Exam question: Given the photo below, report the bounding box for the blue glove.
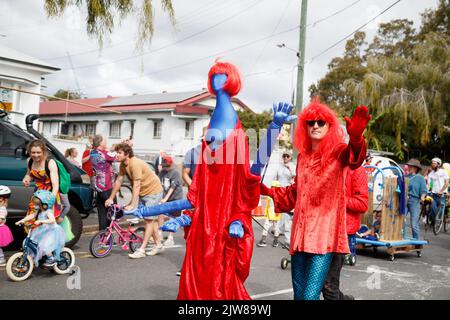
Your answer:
[272,102,296,128]
[160,214,192,233]
[229,220,244,238]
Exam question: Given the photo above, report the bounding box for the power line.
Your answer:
[39,0,245,61]
[75,25,301,91]
[54,0,263,72]
[55,0,359,73]
[308,0,402,63]
[46,0,366,92]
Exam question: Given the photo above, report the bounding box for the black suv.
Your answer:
[0,110,94,247]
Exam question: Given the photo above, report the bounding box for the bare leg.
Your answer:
[152,221,162,246]
[139,219,153,251]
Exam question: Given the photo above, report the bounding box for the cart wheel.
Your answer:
[417,251,422,258]
[280,257,289,270]
[389,255,395,262]
[349,255,357,266]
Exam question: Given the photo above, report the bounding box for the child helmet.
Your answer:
[33,190,56,208]
[0,185,11,198]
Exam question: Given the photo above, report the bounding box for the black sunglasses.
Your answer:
[306,119,326,127]
[282,154,291,158]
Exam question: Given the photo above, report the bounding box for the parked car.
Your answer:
[0,111,94,248]
[364,154,404,211]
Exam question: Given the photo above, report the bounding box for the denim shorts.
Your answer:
[139,192,163,220]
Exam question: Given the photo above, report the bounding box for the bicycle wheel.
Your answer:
[116,185,132,207]
[433,206,444,235]
[89,230,113,258]
[129,227,145,253]
[6,253,34,282]
[444,208,450,233]
[53,248,76,275]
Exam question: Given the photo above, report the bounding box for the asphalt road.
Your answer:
[1,215,449,300]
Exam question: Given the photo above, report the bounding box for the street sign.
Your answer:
[0,88,13,111]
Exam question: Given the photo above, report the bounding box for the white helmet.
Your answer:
[431,157,442,166]
[0,185,11,198]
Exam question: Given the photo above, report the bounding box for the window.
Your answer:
[85,123,96,136]
[109,121,121,138]
[0,122,29,157]
[42,122,52,137]
[153,120,162,139]
[185,120,194,139]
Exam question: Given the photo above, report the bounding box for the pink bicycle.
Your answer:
[89,204,145,258]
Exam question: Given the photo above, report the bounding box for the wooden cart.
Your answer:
[356,166,429,261]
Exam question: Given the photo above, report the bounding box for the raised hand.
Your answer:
[272,102,296,128]
[229,220,244,238]
[160,214,192,233]
[344,105,371,141]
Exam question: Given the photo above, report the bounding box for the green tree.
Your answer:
[309,31,368,116]
[44,0,176,49]
[49,89,82,100]
[309,2,450,161]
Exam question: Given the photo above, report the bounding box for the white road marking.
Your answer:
[251,288,293,299]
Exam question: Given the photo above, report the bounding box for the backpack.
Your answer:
[28,158,71,194]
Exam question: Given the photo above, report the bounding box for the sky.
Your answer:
[0,0,439,113]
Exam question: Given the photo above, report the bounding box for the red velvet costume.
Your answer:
[263,101,368,255]
[180,120,260,299]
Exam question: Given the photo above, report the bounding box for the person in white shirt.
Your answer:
[427,157,449,225]
[275,152,296,247]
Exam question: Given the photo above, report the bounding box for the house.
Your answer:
[0,44,60,129]
[38,90,253,161]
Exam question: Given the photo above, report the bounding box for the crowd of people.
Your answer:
[0,60,448,301]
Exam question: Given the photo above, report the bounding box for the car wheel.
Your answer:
[65,207,83,248]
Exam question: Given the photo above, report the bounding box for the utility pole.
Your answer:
[295,0,308,112]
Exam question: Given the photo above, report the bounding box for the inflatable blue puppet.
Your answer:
[126,60,295,299]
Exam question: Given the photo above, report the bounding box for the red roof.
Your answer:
[39,97,115,115]
[39,91,252,116]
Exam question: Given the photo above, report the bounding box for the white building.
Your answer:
[38,90,253,161]
[0,44,59,129]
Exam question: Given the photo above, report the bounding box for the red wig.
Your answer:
[207,59,242,97]
[294,98,345,159]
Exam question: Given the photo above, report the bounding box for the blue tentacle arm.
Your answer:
[250,102,296,176]
[125,199,193,219]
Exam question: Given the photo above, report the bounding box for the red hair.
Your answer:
[294,98,345,159]
[207,59,241,97]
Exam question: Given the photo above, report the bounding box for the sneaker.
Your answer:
[43,256,56,267]
[0,260,6,267]
[163,237,175,247]
[128,249,146,259]
[272,238,279,247]
[256,239,266,247]
[176,269,182,277]
[147,244,164,256]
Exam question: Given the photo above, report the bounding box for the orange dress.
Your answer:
[27,167,62,224]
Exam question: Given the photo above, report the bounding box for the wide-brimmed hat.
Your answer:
[406,159,422,170]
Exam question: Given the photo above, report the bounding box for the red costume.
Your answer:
[345,166,369,235]
[263,101,368,255]
[180,120,260,300]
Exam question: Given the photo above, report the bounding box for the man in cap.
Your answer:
[406,159,427,239]
[427,157,449,225]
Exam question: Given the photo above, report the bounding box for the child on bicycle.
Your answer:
[0,185,14,266]
[16,190,65,267]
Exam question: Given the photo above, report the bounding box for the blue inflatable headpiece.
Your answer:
[33,190,56,208]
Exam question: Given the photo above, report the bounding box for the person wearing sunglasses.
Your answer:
[261,99,371,300]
